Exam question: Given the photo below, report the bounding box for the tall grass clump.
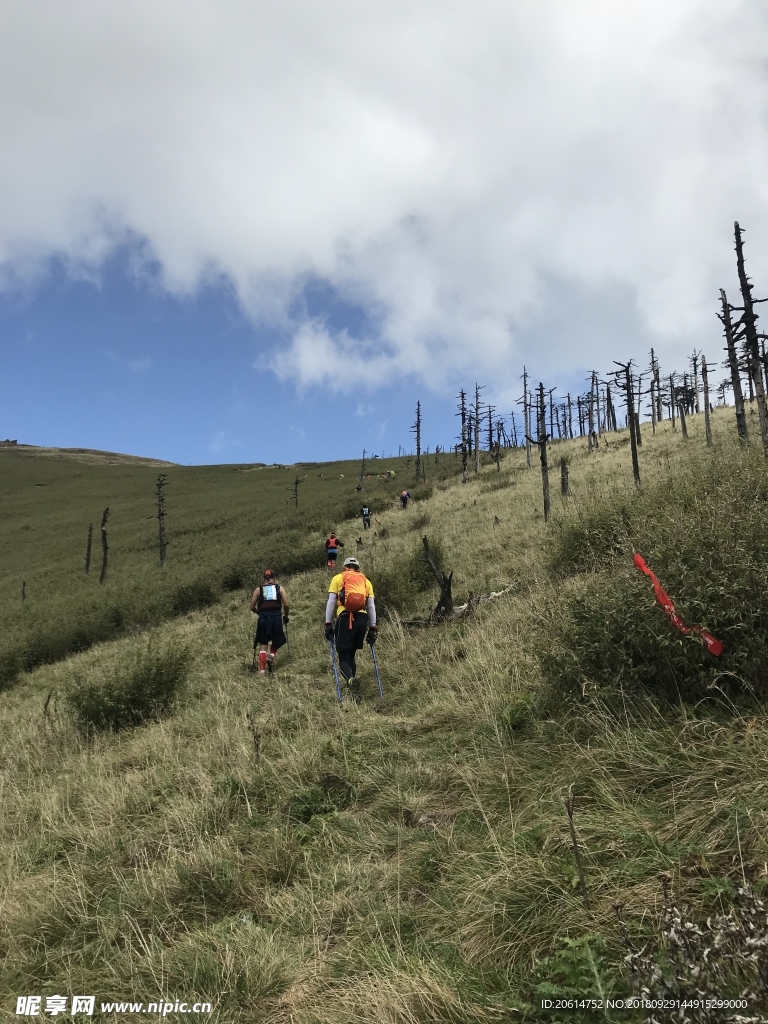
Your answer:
[64,640,190,733]
[541,442,768,707]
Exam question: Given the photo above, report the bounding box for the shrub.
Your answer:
[65,640,190,733]
[172,580,217,615]
[0,647,22,690]
[541,444,768,707]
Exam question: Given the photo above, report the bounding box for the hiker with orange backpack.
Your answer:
[250,569,290,674]
[324,556,376,700]
[325,532,344,569]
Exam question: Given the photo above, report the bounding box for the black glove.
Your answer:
[283,615,290,626]
[324,622,335,641]
[366,627,378,646]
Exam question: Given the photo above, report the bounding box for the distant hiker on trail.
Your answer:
[324,556,376,700]
[400,490,410,510]
[250,569,290,675]
[361,506,371,530]
[325,532,344,569]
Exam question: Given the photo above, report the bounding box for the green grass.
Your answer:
[0,448,457,685]
[1,409,767,1022]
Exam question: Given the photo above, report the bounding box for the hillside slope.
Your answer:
[1,409,767,1023]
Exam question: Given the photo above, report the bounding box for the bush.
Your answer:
[65,641,190,733]
[172,580,217,615]
[372,538,447,616]
[0,647,22,690]
[540,444,768,706]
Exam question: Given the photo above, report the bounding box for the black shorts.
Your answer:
[254,611,286,650]
[334,611,368,652]
[327,550,338,562]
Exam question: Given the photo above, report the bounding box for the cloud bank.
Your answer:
[2,0,768,394]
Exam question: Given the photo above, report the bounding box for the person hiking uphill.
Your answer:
[325,532,344,569]
[250,569,290,674]
[324,556,376,700]
[400,490,410,510]
[361,506,371,530]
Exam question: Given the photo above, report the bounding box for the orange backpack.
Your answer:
[339,570,368,616]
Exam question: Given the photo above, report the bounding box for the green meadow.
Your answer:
[1,408,767,1023]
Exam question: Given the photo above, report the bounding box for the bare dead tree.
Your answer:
[560,457,569,497]
[474,383,484,473]
[567,393,574,438]
[527,383,551,521]
[649,350,658,434]
[156,474,168,567]
[486,403,495,452]
[457,389,468,484]
[85,523,93,575]
[510,409,519,448]
[587,377,596,452]
[605,385,617,431]
[521,367,531,468]
[690,351,701,414]
[719,288,749,442]
[22,581,26,603]
[668,374,677,431]
[289,476,301,508]
[422,535,454,616]
[411,402,424,480]
[701,353,713,447]
[99,507,110,584]
[676,385,689,440]
[360,448,367,481]
[734,221,768,451]
[614,362,641,487]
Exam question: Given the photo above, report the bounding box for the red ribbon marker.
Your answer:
[633,553,724,657]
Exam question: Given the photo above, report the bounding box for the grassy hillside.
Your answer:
[0,446,447,684]
[1,408,767,1022]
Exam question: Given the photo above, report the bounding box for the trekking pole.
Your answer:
[370,645,384,699]
[328,640,343,703]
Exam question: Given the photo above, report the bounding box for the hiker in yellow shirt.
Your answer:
[324,556,377,699]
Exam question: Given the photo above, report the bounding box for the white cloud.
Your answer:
[2,0,768,395]
[129,357,152,373]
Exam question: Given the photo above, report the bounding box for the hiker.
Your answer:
[361,506,371,530]
[400,490,410,510]
[325,532,344,569]
[250,569,290,674]
[324,556,376,699]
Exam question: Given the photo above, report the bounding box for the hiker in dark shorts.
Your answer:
[250,569,290,674]
[325,532,344,568]
[361,506,371,530]
[400,490,410,509]
[324,556,377,700]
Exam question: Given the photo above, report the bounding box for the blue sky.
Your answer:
[0,249,474,464]
[1,1,766,464]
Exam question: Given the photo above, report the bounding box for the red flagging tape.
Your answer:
[633,553,724,657]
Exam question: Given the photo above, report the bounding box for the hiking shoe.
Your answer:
[258,669,266,676]
[267,655,275,674]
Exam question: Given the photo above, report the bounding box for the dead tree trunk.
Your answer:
[719,288,749,442]
[156,474,167,567]
[669,375,677,431]
[634,373,643,446]
[22,581,26,603]
[99,507,110,584]
[522,367,531,469]
[360,448,367,481]
[412,403,422,480]
[85,523,93,575]
[457,389,468,483]
[567,393,573,438]
[701,354,713,447]
[734,221,768,452]
[617,363,640,487]
[691,351,701,414]
[474,383,483,473]
[422,536,453,616]
[536,383,550,521]
[677,392,688,439]
[560,457,569,497]
[587,383,595,452]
